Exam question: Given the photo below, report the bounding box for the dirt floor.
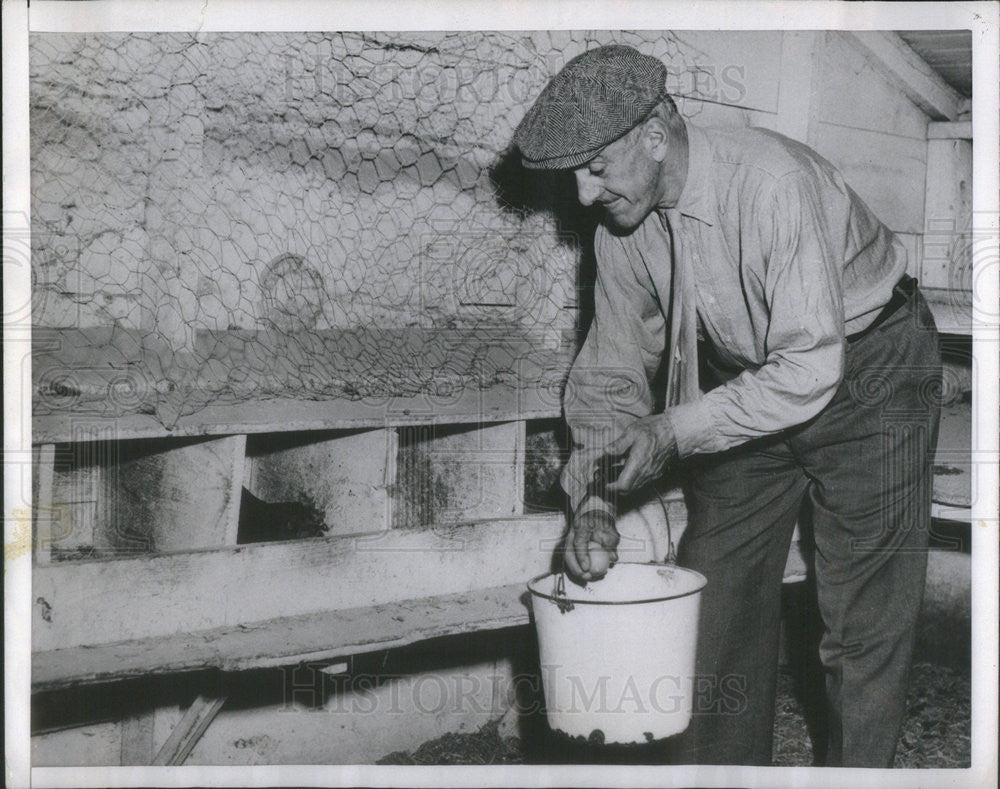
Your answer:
[378,661,971,767]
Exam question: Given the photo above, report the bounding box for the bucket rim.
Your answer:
[526,562,707,606]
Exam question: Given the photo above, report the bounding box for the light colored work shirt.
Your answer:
[562,122,907,510]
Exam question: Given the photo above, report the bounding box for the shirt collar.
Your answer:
[672,121,716,227]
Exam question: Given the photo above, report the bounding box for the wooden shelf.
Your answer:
[31,326,572,443]
[32,584,532,692]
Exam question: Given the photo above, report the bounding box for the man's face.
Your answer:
[572,123,665,233]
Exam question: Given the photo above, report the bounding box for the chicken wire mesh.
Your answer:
[30,31,717,429]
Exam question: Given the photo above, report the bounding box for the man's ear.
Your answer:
[643,116,670,163]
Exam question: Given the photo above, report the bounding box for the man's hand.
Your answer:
[604,413,678,495]
[564,508,620,582]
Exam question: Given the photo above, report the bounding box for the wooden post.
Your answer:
[120,708,156,766]
[513,419,526,517]
[921,134,973,335]
[223,435,248,546]
[34,443,55,565]
[774,31,820,145]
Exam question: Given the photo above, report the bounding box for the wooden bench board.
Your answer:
[33,583,532,692]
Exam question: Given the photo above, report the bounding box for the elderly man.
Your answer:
[513,45,941,767]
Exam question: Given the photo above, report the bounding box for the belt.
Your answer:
[846,275,917,343]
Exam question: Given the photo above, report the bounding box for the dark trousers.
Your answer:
[672,287,941,766]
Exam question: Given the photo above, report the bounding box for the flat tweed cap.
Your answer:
[514,45,668,170]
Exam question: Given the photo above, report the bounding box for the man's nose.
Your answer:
[574,170,602,207]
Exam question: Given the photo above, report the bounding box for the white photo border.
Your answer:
[4,2,997,787]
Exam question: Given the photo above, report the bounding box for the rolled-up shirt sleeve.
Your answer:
[668,172,846,457]
[561,228,668,511]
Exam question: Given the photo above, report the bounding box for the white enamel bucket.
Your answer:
[527,562,707,744]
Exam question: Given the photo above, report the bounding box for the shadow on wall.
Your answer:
[489,146,600,343]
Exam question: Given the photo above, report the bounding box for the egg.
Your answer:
[587,541,612,577]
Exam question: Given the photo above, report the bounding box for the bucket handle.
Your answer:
[552,572,575,614]
[656,491,677,565]
[592,457,677,566]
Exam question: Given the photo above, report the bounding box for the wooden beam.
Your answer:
[32,383,565,444]
[32,331,573,444]
[843,32,964,120]
[927,121,973,140]
[32,514,565,652]
[33,583,532,691]
[151,693,226,766]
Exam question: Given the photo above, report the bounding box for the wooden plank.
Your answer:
[31,327,574,444]
[99,435,246,554]
[120,709,155,766]
[151,694,226,766]
[32,583,533,691]
[928,121,973,140]
[223,435,248,546]
[843,31,964,121]
[925,139,973,229]
[32,379,566,444]
[33,443,55,564]
[32,513,565,652]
